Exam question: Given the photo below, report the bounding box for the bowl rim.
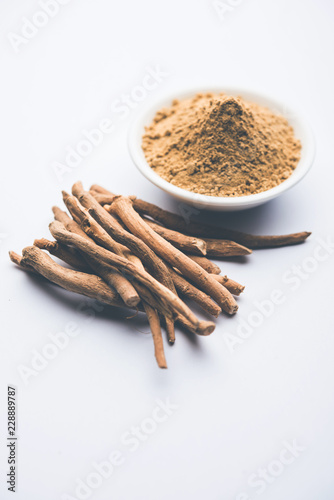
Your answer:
[128,86,315,208]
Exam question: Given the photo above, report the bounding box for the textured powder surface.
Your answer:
[142,93,302,197]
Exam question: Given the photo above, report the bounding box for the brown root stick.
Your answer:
[188,255,221,274]
[167,265,221,317]
[144,219,207,256]
[34,238,91,273]
[211,274,245,296]
[21,246,126,307]
[204,239,251,257]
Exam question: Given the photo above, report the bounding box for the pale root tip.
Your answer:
[9,251,23,267]
[9,251,17,261]
[196,241,207,255]
[232,286,245,296]
[124,295,141,308]
[234,242,252,255]
[229,304,239,315]
[196,321,215,336]
[71,182,84,198]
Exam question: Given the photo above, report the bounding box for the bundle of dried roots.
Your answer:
[9,182,311,368]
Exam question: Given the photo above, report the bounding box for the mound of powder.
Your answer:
[142,93,301,197]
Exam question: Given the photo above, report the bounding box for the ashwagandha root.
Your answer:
[94,192,250,257]
[9,251,38,274]
[34,235,168,361]
[89,189,310,249]
[211,274,245,296]
[72,185,176,291]
[9,246,214,360]
[49,220,215,336]
[131,199,311,249]
[11,181,310,370]
[89,186,311,249]
[53,204,140,308]
[96,209,176,344]
[143,218,207,256]
[34,238,91,273]
[90,184,112,195]
[145,218,251,257]
[34,234,168,364]
[142,300,167,368]
[127,273,168,366]
[20,246,127,308]
[123,247,168,363]
[188,255,221,274]
[203,239,251,257]
[73,185,177,344]
[167,264,222,317]
[107,196,238,315]
[63,191,131,258]
[90,194,221,279]
[10,249,212,339]
[72,183,177,345]
[124,251,175,347]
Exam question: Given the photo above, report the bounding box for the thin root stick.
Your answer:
[144,218,207,256]
[167,265,222,317]
[90,191,310,248]
[131,199,311,249]
[34,238,91,272]
[203,239,252,257]
[188,255,221,274]
[20,246,126,307]
[211,274,245,295]
[165,317,175,345]
[127,250,174,348]
[145,304,167,369]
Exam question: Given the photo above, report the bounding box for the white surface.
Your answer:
[128,86,315,211]
[1,1,334,499]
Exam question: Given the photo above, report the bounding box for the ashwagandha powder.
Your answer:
[142,93,302,197]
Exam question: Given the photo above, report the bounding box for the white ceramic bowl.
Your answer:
[128,87,315,211]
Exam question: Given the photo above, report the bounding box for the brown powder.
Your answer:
[142,92,302,197]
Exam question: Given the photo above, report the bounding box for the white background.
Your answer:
[1,0,334,499]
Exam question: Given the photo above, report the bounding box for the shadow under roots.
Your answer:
[176,322,200,347]
[216,255,250,265]
[16,268,212,348]
[20,270,149,339]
